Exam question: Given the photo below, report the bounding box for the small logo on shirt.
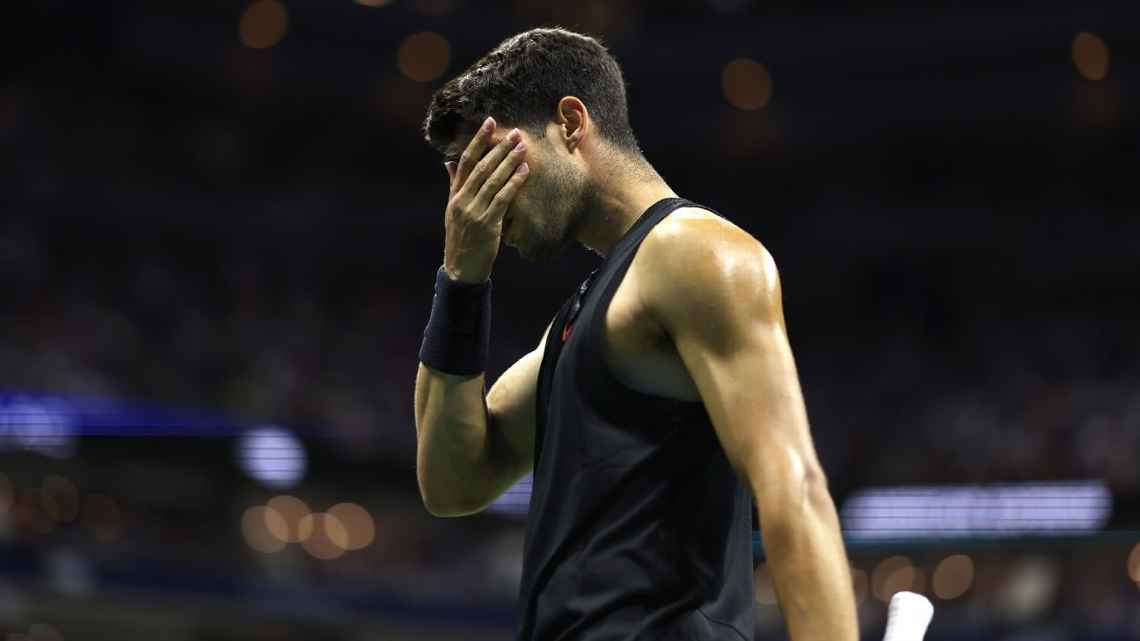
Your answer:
[561,322,575,342]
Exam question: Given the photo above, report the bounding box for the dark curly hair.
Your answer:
[422,27,643,160]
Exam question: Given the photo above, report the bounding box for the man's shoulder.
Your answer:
[639,205,776,287]
[635,205,781,334]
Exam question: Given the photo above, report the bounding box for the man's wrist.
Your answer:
[443,263,489,285]
[419,265,492,375]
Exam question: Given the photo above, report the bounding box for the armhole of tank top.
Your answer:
[578,202,707,409]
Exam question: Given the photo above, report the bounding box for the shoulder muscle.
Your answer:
[638,208,783,352]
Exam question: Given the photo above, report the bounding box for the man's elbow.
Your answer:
[800,465,836,513]
[423,500,478,518]
[755,465,838,546]
[418,474,489,517]
[420,491,487,518]
[419,474,490,513]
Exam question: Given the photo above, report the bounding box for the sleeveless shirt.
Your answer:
[516,197,756,641]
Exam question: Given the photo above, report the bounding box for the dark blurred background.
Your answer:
[1,1,1137,640]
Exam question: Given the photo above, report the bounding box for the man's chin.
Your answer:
[514,241,547,262]
[513,234,565,262]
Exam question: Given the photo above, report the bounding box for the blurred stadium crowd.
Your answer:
[1,1,1137,639]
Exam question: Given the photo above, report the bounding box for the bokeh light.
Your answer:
[872,555,915,602]
[1127,542,1140,583]
[263,505,288,543]
[296,508,315,542]
[882,564,919,600]
[328,501,376,547]
[1072,32,1110,81]
[300,512,348,559]
[933,554,975,600]
[722,58,773,110]
[397,32,451,83]
[236,426,308,490]
[355,0,392,5]
[41,475,80,523]
[0,400,77,459]
[241,505,287,553]
[266,495,311,542]
[84,494,123,544]
[911,567,926,594]
[327,502,375,550]
[239,0,289,50]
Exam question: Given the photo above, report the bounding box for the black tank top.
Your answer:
[517,197,756,641]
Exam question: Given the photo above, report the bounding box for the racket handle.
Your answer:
[883,591,934,641]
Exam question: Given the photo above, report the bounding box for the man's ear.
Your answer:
[556,96,588,152]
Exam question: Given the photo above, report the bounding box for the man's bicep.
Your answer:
[642,227,820,491]
[484,319,553,481]
[676,318,816,484]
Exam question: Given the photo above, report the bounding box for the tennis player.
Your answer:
[413,27,857,641]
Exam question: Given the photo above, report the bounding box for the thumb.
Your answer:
[444,161,457,183]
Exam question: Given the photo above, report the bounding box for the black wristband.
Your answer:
[418,265,492,376]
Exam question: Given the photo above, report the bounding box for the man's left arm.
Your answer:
[640,215,857,641]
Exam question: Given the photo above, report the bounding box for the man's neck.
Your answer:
[575,169,679,258]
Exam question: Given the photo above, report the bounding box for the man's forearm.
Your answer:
[756,476,858,641]
[414,363,494,516]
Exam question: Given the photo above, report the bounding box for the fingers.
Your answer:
[444,161,456,184]
[483,162,530,225]
[458,126,522,204]
[472,135,527,211]
[454,116,496,190]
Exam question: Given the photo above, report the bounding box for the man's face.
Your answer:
[449,122,591,262]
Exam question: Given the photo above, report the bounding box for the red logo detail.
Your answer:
[561,322,575,342]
